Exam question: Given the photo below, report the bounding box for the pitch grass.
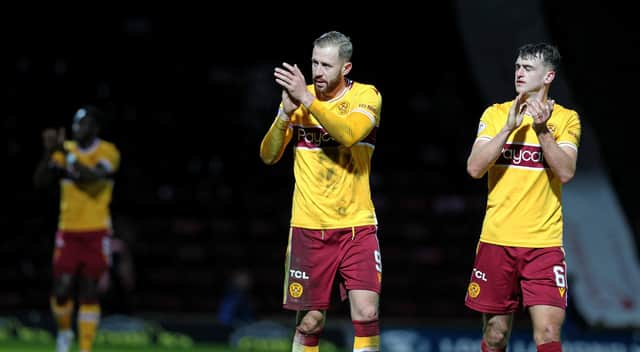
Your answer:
[0,342,234,352]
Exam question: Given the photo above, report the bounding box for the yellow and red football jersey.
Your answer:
[286,81,382,229]
[50,139,120,232]
[475,101,581,247]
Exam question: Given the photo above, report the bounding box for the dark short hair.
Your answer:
[517,43,562,71]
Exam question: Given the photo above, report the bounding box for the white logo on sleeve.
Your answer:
[477,121,486,134]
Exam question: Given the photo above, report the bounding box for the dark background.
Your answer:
[3,3,638,328]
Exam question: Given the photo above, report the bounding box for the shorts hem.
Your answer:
[523,300,566,310]
[345,286,381,294]
[283,304,330,311]
[479,239,562,249]
[465,300,517,315]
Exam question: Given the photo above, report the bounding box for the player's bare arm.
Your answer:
[466,137,505,179]
[467,92,527,178]
[507,91,528,130]
[535,127,577,184]
[43,127,66,152]
[69,160,112,183]
[527,89,577,183]
[524,87,555,127]
[281,90,299,116]
[33,127,66,188]
[274,62,315,107]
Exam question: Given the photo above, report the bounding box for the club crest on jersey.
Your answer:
[336,101,350,115]
[289,282,303,298]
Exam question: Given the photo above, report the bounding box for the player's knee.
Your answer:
[297,311,325,335]
[297,323,323,336]
[79,286,99,301]
[353,305,378,322]
[53,287,69,301]
[53,280,72,300]
[53,295,69,305]
[484,323,509,348]
[78,277,100,298]
[533,324,561,344]
[484,331,508,349]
